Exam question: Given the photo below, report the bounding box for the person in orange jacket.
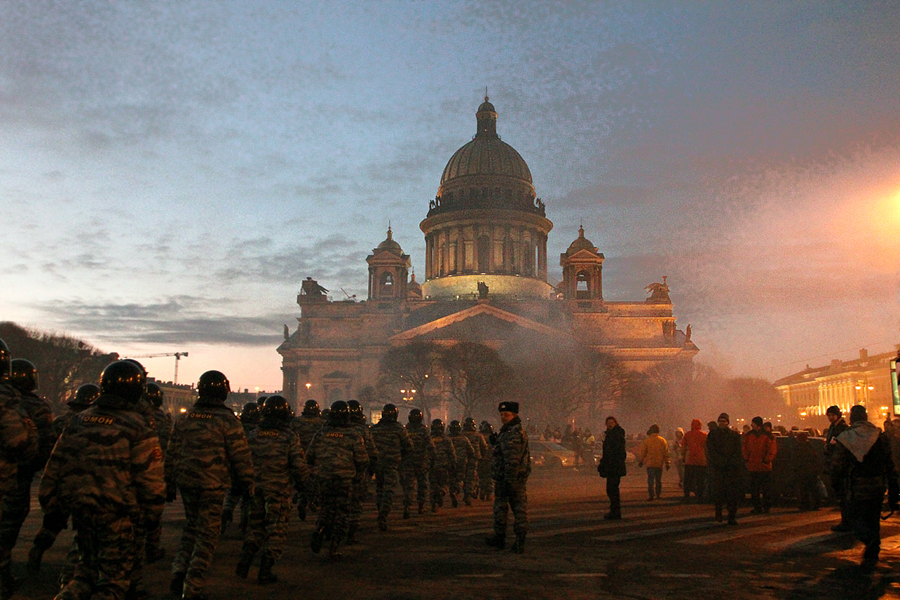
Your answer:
[742,416,777,513]
[681,419,708,503]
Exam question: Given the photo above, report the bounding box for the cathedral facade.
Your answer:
[278,99,698,415]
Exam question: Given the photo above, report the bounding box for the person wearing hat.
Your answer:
[824,405,850,531]
[742,416,777,514]
[485,401,531,553]
[832,405,894,572]
[706,413,743,525]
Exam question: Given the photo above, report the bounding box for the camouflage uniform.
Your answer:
[0,389,54,564]
[469,429,492,501]
[0,383,37,597]
[400,421,435,514]
[167,399,254,599]
[290,413,324,518]
[347,419,377,540]
[145,405,172,561]
[369,418,412,525]
[38,393,165,600]
[223,414,259,527]
[241,423,310,567]
[491,415,531,547]
[448,432,475,507]
[306,423,368,555]
[429,431,457,511]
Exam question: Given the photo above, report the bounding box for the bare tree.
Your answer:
[0,322,117,413]
[377,340,443,421]
[441,341,511,419]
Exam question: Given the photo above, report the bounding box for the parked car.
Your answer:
[530,441,578,469]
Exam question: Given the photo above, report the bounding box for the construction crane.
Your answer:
[125,352,189,384]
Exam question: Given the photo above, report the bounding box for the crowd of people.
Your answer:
[595,408,898,573]
[0,337,532,600]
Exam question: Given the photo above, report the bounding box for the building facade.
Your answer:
[278,98,698,417]
[774,348,897,421]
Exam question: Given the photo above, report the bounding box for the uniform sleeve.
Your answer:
[353,432,369,473]
[288,434,311,486]
[132,428,166,519]
[38,439,65,514]
[165,417,183,491]
[466,438,475,459]
[400,428,413,458]
[224,418,255,495]
[765,436,777,464]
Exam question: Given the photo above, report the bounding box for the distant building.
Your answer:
[774,348,896,421]
[278,98,698,417]
[148,378,196,415]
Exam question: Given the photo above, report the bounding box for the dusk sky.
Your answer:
[2,1,899,393]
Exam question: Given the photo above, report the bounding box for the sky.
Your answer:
[2,1,899,392]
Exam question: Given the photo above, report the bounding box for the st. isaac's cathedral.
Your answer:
[278,98,698,415]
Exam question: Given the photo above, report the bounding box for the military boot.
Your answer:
[328,538,343,561]
[464,494,472,506]
[235,544,258,579]
[450,491,458,508]
[402,505,411,519]
[512,532,526,554]
[257,555,277,584]
[377,514,388,531]
[484,534,505,550]
[417,502,425,514]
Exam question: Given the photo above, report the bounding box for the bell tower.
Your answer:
[366,227,411,301]
[559,225,604,300]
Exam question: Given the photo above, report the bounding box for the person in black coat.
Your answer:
[598,416,627,520]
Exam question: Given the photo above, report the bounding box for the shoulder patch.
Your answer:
[188,412,213,420]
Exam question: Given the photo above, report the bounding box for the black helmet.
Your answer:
[329,401,349,426]
[463,417,477,431]
[9,359,38,394]
[408,408,423,425]
[449,420,462,435]
[302,399,320,416]
[347,399,364,423]
[479,421,493,435]
[382,403,398,422]
[70,383,100,408]
[146,382,165,408]
[261,395,293,424]
[100,360,146,404]
[123,358,148,377]
[257,395,268,406]
[241,402,260,423]
[0,339,11,381]
[430,418,445,434]
[197,370,230,402]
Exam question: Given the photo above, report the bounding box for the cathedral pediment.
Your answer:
[389,302,572,347]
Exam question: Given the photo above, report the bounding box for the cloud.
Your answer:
[37,296,285,347]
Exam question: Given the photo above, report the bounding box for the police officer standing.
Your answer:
[166,370,254,600]
[291,399,324,520]
[485,401,530,553]
[825,405,851,531]
[476,421,494,501]
[369,404,412,531]
[462,417,488,505]
[144,383,171,565]
[0,340,37,599]
[237,396,309,584]
[447,420,474,508]
[39,360,165,600]
[428,419,456,513]
[306,401,368,560]
[399,409,434,518]
[26,383,100,575]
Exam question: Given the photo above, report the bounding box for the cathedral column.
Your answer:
[425,234,433,279]
[538,234,548,280]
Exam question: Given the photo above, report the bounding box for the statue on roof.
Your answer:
[645,276,671,304]
[301,277,328,297]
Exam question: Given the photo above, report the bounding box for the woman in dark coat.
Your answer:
[598,416,627,520]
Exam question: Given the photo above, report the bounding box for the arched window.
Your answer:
[576,271,590,299]
[380,271,394,296]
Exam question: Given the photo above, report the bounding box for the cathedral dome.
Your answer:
[429,97,543,217]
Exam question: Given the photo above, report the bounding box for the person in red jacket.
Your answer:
[742,416,777,513]
[682,419,708,503]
